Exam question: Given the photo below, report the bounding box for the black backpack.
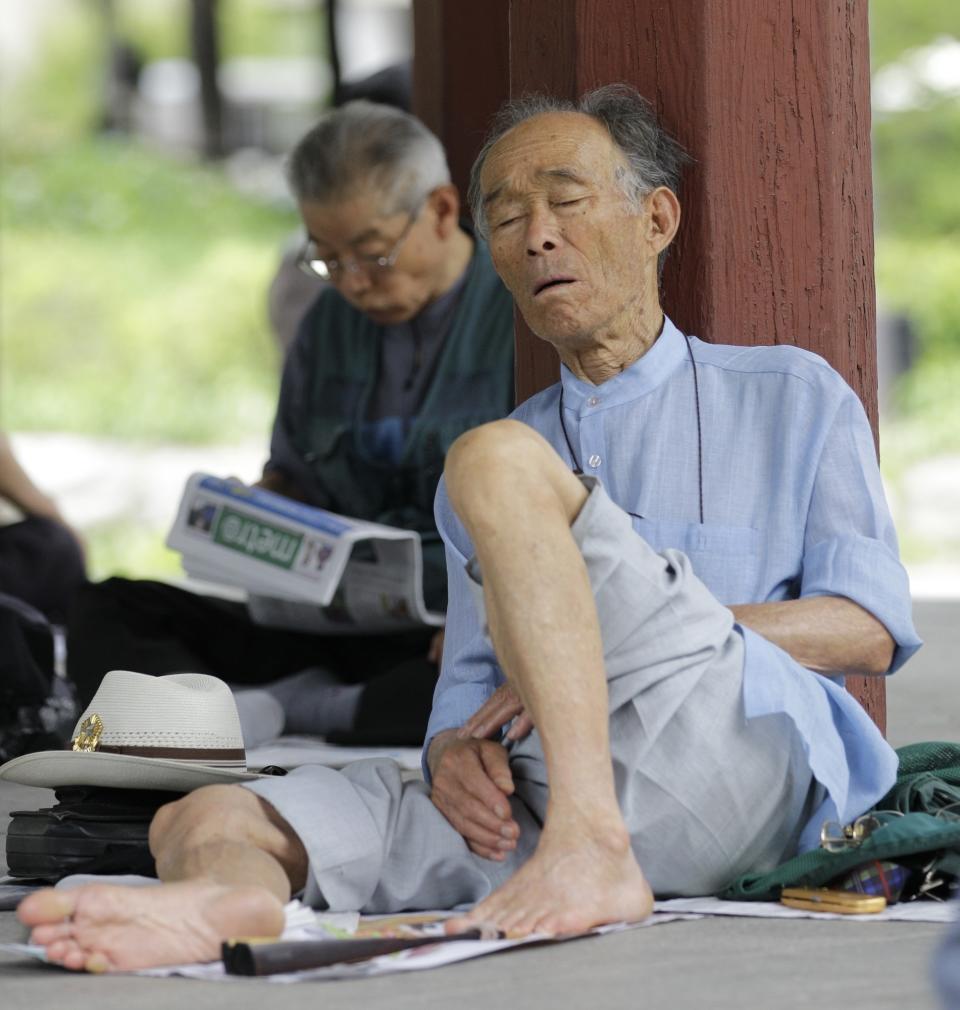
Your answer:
[0,591,76,762]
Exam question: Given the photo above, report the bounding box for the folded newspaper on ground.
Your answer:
[166,473,444,634]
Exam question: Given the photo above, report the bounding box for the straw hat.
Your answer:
[0,670,266,791]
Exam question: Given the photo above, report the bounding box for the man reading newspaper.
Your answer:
[67,102,515,746]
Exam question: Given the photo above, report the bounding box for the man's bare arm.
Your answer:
[0,433,63,520]
[730,595,895,677]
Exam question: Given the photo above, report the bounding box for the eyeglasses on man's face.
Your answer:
[297,201,425,282]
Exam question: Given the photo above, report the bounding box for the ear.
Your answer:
[645,186,681,255]
[427,184,462,238]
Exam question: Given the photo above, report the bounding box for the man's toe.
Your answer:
[17,889,74,926]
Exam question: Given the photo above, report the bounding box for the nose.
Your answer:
[525,207,560,257]
[338,265,373,297]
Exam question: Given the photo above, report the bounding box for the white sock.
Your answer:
[265,667,363,737]
[232,689,285,748]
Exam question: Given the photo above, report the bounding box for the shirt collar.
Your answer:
[559,315,689,413]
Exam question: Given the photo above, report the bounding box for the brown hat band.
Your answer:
[65,739,246,764]
[98,745,247,763]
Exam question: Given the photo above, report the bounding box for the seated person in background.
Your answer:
[0,433,86,625]
[67,101,516,745]
[18,84,921,972]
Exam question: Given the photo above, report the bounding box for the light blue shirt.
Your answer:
[428,317,922,853]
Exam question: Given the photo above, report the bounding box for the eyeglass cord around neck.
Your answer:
[558,332,705,525]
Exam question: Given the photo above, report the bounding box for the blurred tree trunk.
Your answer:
[190,0,223,158]
[325,0,344,106]
[97,0,140,134]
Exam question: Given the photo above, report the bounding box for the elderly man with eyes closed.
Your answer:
[19,85,920,970]
[66,101,515,747]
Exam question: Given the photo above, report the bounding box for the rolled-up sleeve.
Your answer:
[800,391,922,672]
[423,477,502,780]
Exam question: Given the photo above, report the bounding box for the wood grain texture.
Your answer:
[411,0,444,137]
[412,0,511,203]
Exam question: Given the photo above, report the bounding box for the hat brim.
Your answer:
[0,750,264,792]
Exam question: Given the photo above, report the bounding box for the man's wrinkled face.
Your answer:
[480,112,656,348]
[298,188,444,325]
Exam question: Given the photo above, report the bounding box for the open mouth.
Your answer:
[533,277,576,296]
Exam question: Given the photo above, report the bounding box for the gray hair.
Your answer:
[468,84,691,275]
[287,100,451,214]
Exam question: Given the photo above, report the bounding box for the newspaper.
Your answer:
[166,473,444,634]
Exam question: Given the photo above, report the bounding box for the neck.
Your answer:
[559,302,665,385]
[431,228,474,302]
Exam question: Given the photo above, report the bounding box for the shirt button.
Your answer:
[588,453,602,468]
[587,396,599,407]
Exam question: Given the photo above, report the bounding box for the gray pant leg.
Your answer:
[243,759,539,912]
[505,479,818,896]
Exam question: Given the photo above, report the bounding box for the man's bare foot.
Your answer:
[17,880,284,973]
[446,812,653,937]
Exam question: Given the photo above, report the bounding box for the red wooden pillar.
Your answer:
[412,1,511,205]
[414,0,885,732]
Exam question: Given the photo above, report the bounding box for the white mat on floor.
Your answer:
[0,881,691,981]
[655,895,957,923]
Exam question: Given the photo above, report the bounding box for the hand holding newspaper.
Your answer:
[166,474,444,635]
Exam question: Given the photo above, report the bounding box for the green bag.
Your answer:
[720,742,960,902]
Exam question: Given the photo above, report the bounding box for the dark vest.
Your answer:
[290,240,515,610]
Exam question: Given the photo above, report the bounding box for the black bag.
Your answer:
[6,786,179,881]
[0,592,53,705]
[0,592,76,762]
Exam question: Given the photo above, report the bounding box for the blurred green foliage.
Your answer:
[0,1,316,577]
[116,0,323,63]
[877,237,960,358]
[4,2,956,442]
[0,0,307,442]
[5,7,99,145]
[1,137,289,441]
[869,2,960,459]
[870,0,960,70]
[874,102,960,242]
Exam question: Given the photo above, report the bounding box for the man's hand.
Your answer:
[458,684,534,743]
[428,730,520,861]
